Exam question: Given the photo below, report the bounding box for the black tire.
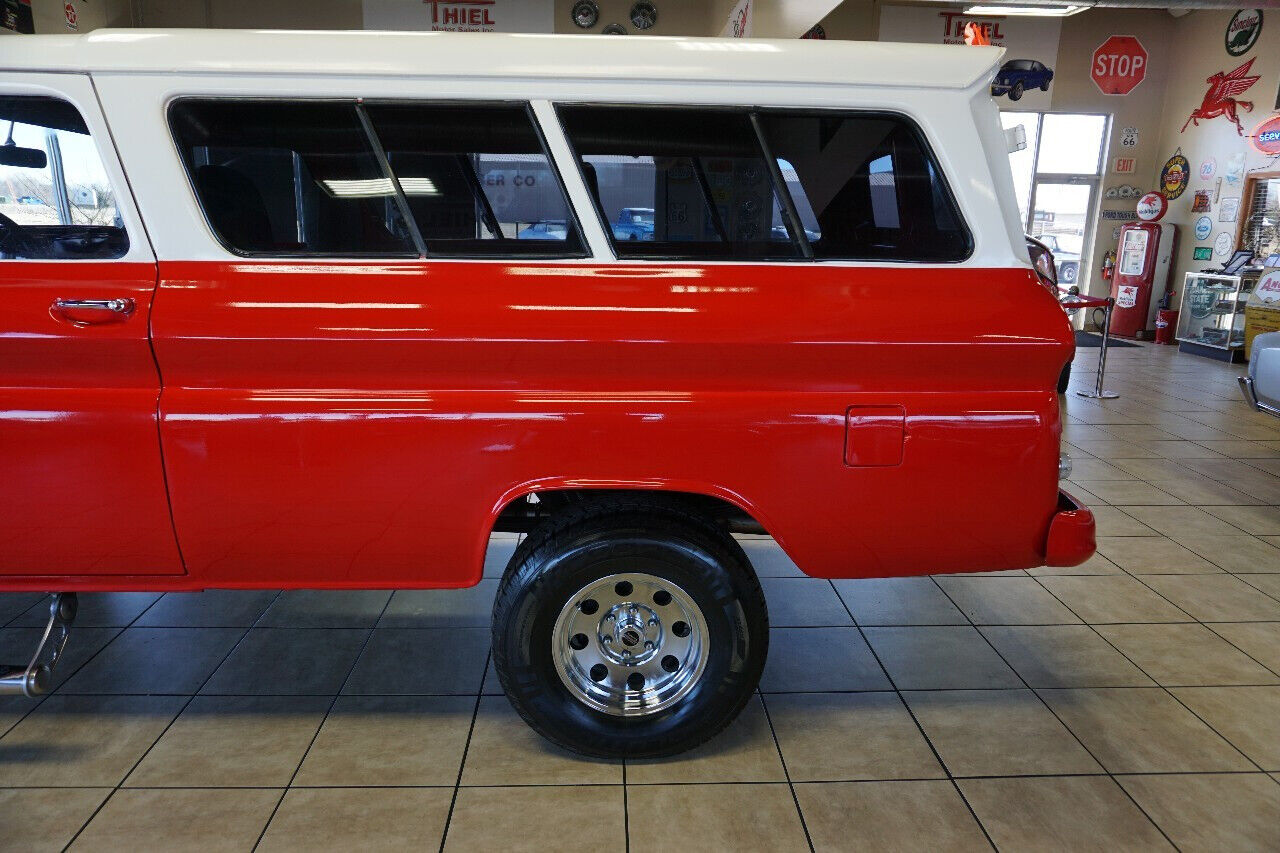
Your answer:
[491,496,768,759]
[1058,362,1072,394]
[1010,82,1024,101]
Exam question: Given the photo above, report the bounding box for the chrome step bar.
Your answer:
[0,593,77,697]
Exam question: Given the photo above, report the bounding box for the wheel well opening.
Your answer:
[491,488,767,537]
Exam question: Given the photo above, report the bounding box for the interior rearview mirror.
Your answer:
[0,144,48,169]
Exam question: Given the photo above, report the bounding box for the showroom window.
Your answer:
[0,96,128,259]
[362,102,584,256]
[557,105,802,260]
[755,112,971,262]
[170,100,418,256]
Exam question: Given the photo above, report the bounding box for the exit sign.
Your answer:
[1114,157,1136,174]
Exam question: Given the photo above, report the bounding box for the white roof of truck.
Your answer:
[2,29,1003,91]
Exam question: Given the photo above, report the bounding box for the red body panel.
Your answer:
[0,262,183,578]
[1,259,1082,591]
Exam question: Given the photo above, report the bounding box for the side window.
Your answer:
[757,112,971,262]
[362,103,583,256]
[169,100,417,256]
[557,106,800,260]
[0,96,128,260]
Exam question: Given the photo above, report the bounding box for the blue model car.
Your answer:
[611,207,655,241]
[991,59,1053,101]
[518,220,570,240]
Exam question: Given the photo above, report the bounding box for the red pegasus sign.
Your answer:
[1182,57,1261,136]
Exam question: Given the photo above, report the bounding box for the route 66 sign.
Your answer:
[1119,126,1139,148]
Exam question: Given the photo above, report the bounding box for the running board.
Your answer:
[0,593,77,697]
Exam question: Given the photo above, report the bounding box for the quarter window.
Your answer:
[0,96,128,260]
[557,106,800,260]
[756,112,971,262]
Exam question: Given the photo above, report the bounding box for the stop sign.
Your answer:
[1092,36,1148,96]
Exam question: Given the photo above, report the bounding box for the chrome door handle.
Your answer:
[53,298,135,314]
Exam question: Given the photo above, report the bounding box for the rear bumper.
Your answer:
[1044,489,1096,567]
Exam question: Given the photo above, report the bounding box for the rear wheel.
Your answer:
[491,499,768,758]
[1010,82,1025,101]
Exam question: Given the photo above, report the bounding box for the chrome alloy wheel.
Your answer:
[551,573,709,716]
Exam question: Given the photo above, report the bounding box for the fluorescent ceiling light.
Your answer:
[964,4,1088,16]
[320,177,439,198]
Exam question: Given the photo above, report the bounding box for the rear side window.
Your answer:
[362,103,583,256]
[557,106,800,260]
[0,96,128,260]
[559,105,969,264]
[756,112,971,262]
[170,100,417,256]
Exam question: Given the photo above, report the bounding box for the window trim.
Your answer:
[166,96,590,261]
[553,102,974,265]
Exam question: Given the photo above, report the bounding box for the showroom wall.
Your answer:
[1150,8,1279,303]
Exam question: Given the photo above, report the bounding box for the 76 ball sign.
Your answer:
[1092,35,1148,96]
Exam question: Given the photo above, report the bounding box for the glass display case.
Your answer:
[1176,272,1253,362]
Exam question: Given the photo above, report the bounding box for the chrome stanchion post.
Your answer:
[1076,296,1120,400]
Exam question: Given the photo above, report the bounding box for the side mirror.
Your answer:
[0,144,47,169]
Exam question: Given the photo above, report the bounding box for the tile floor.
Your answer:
[2,343,1280,851]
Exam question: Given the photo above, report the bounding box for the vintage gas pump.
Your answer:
[1109,192,1178,339]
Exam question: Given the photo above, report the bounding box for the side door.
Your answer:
[0,75,182,577]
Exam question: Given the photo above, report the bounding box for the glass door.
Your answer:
[1002,112,1109,295]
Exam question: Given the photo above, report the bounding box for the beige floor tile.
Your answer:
[1095,536,1220,574]
[1028,550,1123,575]
[1102,424,1182,443]
[981,625,1154,687]
[460,696,621,785]
[1091,506,1160,537]
[1141,440,1226,459]
[863,626,1020,690]
[125,695,328,787]
[796,780,989,852]
[258,787,452,852]
[831,577,966,625]
[1073,480,1184,505]
[765,692,942,782]
[738,539,806,577]
[905,689,1101,777]
[758,578,853,626]
[1067,458,1138,480]
[1207,622,1280,672]
[257,589,392,628]
[1145,475,1264,506]
[1171,686,1280,770]
[1203,505,1280,536]
[0,694,184,787]
[958,776,1171,851]
[378,580,499,628]
[293,694,473,786]
[1038,688,1253,773]
[1194,439,1280,458]
[1118,773,1280,852]
[627,695,785,783]
[0,788,111,853]
[1095,623,1280,686]
[626,783,809,853]
[1121,505,1247,540]
[1241,572,1280,599]
[1178,535,1280,572]
[445,786,625,853]
[1062,481,1109,507]
[934,577,1080,625]
[1069,439,1161,459]
[760,627,891,692]
[70,788,281,853]
[1036,576,1190,623]
[1140,574,1280,621]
